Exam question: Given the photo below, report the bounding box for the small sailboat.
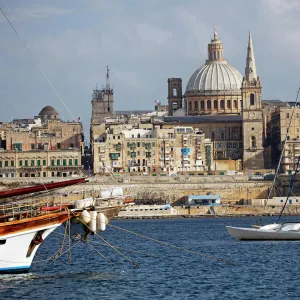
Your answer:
[227,88,300,241]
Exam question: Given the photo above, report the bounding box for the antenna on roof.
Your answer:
[106,66,110,92]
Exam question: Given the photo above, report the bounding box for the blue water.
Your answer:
[1,217,300,299]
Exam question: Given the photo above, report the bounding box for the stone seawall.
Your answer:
[0,175,272,204]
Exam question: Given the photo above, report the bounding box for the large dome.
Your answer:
[39,105,59,116]
[185,28,243,94]
[186,61,243,93]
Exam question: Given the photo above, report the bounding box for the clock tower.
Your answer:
[241,32,264,170]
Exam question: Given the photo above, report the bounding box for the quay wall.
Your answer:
[0,175,273,203]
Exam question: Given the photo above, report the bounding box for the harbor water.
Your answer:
[1,216,300,299]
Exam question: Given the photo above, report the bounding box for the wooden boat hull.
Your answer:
[226,226,300,240]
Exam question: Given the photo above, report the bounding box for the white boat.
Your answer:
[0,179,124,274]
[226,223,300,240]
[0,210,70,273]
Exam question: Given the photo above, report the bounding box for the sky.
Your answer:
[1,0,300,136]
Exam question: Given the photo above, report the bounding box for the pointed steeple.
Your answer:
[245,31,257,82]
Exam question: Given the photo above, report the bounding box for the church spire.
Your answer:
[245,31,257,82]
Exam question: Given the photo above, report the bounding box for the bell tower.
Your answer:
[167,78,183,116]
[241,32,264,170]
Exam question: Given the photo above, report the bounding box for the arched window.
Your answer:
[207,100,211,109]
[189,101,192,112]
[194,101,198,111]
[227,100,231,109]
[200,100,205,109]
[250,93,255,105]
[233,100,237,109]
[214,100,218,109]
[251,136,256,148]
[240,100,243,109]
[220,100,224,109]
[137,133,141,138]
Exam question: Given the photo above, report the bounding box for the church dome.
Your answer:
[186,62,243,93]
[185,28,243,94]
[39,105,59,122]
[39,106,59,116]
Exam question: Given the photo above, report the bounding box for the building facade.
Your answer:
[92,126,214,174]
[0,149,81,178]
[0,106,84,178]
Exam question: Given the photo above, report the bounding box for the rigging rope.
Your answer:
[108,224,236,266]
[264,87,300,209]
[72,212,141,268]
[277,156,300,223]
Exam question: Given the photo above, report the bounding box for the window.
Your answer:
[70,143,74,148]
[57,143,61,149]
[74,159,78,165]
[152,142,155,147]
[233,100,237,109]
[220,132,225,140]
[127,151,130,155]
[43,172,46,177]
[63,159,66,166]
[38,143,42,149]
[195,101,198,110]
[214,100,218,109]
[200,101,204,109]
[31,144,35,150]
[0,161,2,167]
[251,136,256,148]
[240,100,243,109]
[211,132,215,140]
[127,142,130,147]
[51,160,54,166]
[250,93,255,105]
[220,100,224,109]
[11,161,14,167]
[286,113,290,118]
[37,160,41,166]
[25,160,28,167]
[113,136,115,140]
[4,161,8,167]
[31,160,34,166]
[137,151,140,155]
[207,100,211,109]
[51,172,55,177]
[43,160,46,166]
[69,159,72,165]
[57,159,60,166]
[118,136,120,139]
[227,100,231,109]
[173,88,177,96]
[19,161,22,167]
[137,142,140,147]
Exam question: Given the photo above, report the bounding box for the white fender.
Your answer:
[89,211,97,233]
[79,210,91,224]
[97,213,108,232]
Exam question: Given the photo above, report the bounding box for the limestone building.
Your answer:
[0,106,83,178]
[166,28,265,170]
[93,125,213,174]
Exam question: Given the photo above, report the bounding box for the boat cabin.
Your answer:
[186,195,221,206]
